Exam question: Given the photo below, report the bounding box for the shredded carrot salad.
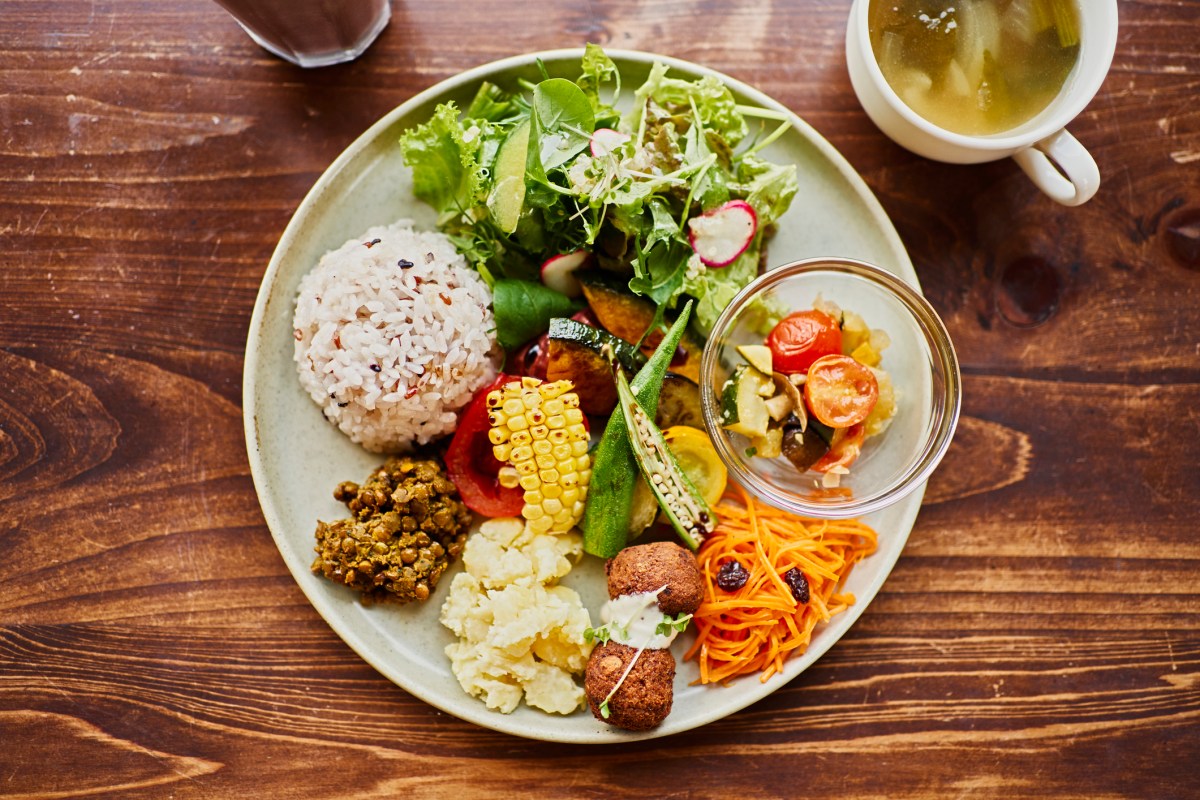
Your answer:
[684,484,878,684]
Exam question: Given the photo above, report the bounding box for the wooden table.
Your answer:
[3,1,1198,797]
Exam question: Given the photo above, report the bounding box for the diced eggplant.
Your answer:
[780,416,834,471]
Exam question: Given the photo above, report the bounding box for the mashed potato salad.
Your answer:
[439,518,592,714]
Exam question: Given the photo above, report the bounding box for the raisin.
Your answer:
[716,559,749,592]
[783,568,809,604]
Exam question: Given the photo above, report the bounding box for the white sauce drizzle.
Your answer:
[599,586,681,650]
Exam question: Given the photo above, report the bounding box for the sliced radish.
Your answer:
[687,200,758,268]
[590,127,631,158]
[541,251,592,297]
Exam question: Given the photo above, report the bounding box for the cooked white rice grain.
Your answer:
[293,220,500,452]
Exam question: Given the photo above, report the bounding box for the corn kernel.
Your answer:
[546,415,565,430]
[563,394,579,408]
[487,427,509,446]
[565,408,584,424]
[515,460,537,476]
[542,483,562,500]
[543,399,565,416]
[507,415,529,432]
[553,444,572,461]
[519,475,540,492]
[532,439,552,456]
[570,439,589,457]
[530,424,549,440]
[528,515,553,533]
[510,431,532,448]
[567,423,587,439]
[561,488,579,506]
[543,498,563,515]
[539,381,568,399]
[487,391,503,408]
[579,468,592,485]
[502,398,524,417]
[535,453,556,469]
[521,389,540,409]
[510,445,533,463]
[572,500,586,516]
[548,429,568,445]
[559,471,577,488]
[539,469,559,484]
[522,505,544,521]
[493,443,512,462]
[524,490,544,505]
[498,466,521,489]
[553,509,573,525]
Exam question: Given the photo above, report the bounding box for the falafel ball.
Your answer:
[585,641,676,730]
[605,541,704,615]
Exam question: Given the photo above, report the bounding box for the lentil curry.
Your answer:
[312,455,472,604]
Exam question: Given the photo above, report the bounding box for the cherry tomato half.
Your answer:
[766,310,842,374]
[811,422,866,474]
[803,354,879,428]
[444,374,524,517]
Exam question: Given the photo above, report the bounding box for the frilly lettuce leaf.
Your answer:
[630,62,748,146]
[683,245,759,336]
[733,154,799,227]
[399,102,489,223]
[578,43,620,127]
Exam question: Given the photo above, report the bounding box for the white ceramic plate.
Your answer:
[244,49,921,743]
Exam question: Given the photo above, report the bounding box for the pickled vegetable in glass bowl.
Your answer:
[700,258,961,518]
[717,295,898,488]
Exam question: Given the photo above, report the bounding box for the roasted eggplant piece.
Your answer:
[655,373,704,429]
[780,415,834,471]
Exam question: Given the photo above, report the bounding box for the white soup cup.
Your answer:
[846,0,1118,206]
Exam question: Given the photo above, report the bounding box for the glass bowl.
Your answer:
[699,257,961,518]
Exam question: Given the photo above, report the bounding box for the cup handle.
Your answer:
[1012,129,1100,207]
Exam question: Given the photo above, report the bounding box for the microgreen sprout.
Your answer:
[655,612,693,638]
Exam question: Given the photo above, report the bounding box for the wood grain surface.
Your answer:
[2,0,1199,797]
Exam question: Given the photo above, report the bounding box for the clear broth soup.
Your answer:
[868,0,1081,136]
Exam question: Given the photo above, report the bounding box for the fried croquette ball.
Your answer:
[605,541,703,615]
[584,641,676,731]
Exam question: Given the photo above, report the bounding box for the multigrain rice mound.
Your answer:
[293,220,500,452]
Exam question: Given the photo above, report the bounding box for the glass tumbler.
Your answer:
[213,0,391,68]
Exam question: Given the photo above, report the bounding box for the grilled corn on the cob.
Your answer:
[486,377,591,533]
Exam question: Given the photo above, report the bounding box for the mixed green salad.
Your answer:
[400,44,800,339]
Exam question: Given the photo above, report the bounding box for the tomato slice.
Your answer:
[445,374,524,517]
[803,354,879,428]
[811,423,866,474]
[766,309,842,374]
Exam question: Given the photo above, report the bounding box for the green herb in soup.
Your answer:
[868,0,1081,136]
